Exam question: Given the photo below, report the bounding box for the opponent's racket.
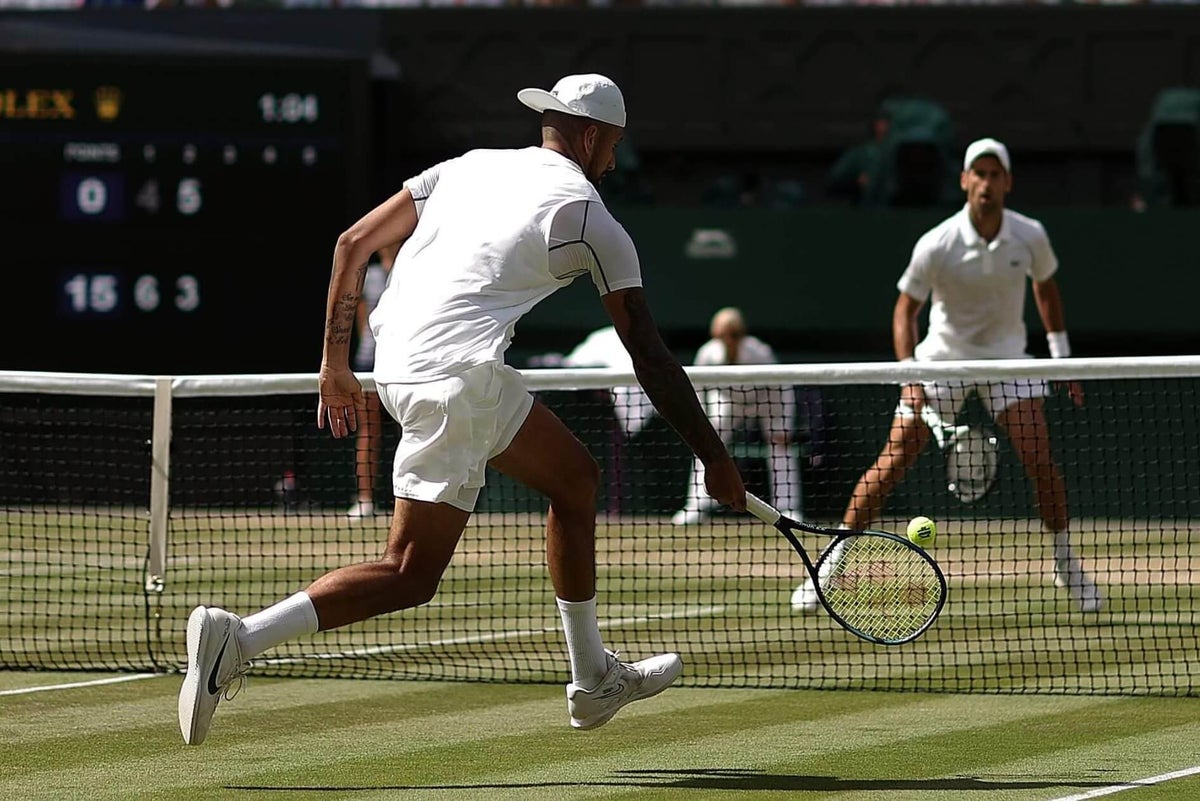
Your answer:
[746,493,946,645]
[919,404,1000,504]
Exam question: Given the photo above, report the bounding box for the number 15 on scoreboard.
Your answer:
[60,273,201,317]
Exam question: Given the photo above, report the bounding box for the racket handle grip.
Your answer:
[745,493,780,525]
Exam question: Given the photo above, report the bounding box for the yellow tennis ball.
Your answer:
[907,516,937,547]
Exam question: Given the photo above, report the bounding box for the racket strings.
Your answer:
[946,428,1000,502]
[820,534,944,642]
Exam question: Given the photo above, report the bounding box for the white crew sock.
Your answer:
[237,591,320,660]
[1051,528,1075,565]
[556,596,609,688]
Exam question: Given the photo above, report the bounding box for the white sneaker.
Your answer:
[566,650,682,730]
[789,539,848,613]
[178,606,249,746]
[1053,559,1103,612]
[670,508,706,526]
[346,500,375,520]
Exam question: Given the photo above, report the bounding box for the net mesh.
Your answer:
[1,358,1197,695]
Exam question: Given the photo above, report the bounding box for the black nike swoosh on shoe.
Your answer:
[206,638,229,696]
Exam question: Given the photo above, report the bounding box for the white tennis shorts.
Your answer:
[377,362,534,512]
[896,378,1049,423]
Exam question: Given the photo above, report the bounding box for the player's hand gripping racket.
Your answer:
[919,404,1000,504]
[746,493,946,645]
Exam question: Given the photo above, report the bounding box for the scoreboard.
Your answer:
[1,51,370,375]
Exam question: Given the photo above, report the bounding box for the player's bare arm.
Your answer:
[1033,276,1084,405]
[894,291,927,409]
[602,288,746,511]
[318,188,419,437]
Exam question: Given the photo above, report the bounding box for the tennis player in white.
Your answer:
[791,138,1099,614]
[672,307,803,524]
[179,73,746,746]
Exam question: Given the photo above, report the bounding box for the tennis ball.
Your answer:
[907,516,937,547]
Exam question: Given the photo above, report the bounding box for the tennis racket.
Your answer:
[746,493,946,646]
[919,404,1000,504]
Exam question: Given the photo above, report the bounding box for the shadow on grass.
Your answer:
[228,767,1116,793]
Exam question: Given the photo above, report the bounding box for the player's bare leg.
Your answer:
[490,400,601,601]
[490,400,681,729]
[181,496,470,746]
[348,390,384,519]
[307,498,471,629]
[791,411,928,612]
[842,413,930,531]
[998,397,1101,611]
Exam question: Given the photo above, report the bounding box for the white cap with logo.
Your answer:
[963,137,1011,173]
[518,73,626,129]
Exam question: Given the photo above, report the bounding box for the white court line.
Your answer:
[1048,765,1200,801]
[0,673,159,697]
[260,604,727,666]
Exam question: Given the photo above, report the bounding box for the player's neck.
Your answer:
[968,207,1003,242]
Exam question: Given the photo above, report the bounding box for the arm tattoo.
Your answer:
[325,262,366,347]
[621,293,727,463]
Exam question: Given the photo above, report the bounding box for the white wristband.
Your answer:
[1047,331,1071,359]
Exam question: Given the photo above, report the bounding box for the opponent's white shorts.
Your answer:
[377,362,533,512]
[896,379,1048,423]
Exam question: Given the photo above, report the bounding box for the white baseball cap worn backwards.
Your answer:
[517,73,626,128]
[963,137,1011,172]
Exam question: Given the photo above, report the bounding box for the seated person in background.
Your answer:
[673,307,802,524]
[347,244,399,520]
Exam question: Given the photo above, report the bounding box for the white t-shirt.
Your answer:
[371,147,643,382]
[898,205,1058,361]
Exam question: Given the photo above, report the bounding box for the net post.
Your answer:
[146,376,172,593]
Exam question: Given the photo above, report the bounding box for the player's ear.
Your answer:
[959,170,970,192]
[582,124,599,157]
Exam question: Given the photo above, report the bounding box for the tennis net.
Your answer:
[2,357,1197,695]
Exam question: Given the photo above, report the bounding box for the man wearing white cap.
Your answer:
[179,74,746,745]
[791,137,1100,614]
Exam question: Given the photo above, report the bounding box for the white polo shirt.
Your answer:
[694,335,778,367]
[898,204,1058,361]
[370,147,643,382]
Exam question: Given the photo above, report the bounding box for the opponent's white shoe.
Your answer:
[566,650,682,730]
[179,606,249,746]
[1053,558,1103,613]
[790,539,848,612]
[346,500,375,520]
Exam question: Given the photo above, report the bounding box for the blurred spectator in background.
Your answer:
[826,105,891,206]
[827,96,958,207]
[673,307,803,524]
[1133,87,1200,211]
[347,244,399,520]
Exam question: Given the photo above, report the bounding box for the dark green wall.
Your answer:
[518,208,1200,359]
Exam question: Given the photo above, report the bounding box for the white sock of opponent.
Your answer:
[1051,528,1076,565]
[237,591,319,660]
[556,596,609,688]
